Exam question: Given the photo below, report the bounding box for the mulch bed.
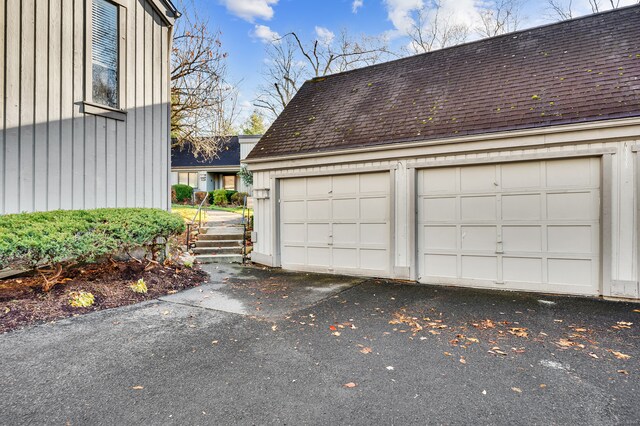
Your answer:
[0,261,209,334]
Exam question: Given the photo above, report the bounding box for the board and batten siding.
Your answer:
[0,0,173,214]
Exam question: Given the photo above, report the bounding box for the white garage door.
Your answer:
[417,158,600,296]
[280,172,391,276]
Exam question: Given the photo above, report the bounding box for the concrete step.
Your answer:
[195,239,243,248]
[193,246,243,255]
[198,233,244,241]
[196,254,244,264]
[201,226,245,234]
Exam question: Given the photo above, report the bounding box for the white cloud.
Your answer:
[221,0,278,22]
[383,0,424,36]
[383,0,482,38]
[352,0,364,13]
[253,24,281,43]
[315,26,335,45]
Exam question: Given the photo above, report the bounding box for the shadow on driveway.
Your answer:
[1,266,638,425]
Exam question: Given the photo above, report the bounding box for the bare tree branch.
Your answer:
[170,0,238,160]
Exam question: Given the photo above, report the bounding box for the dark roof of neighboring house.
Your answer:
[171,137,241,168]
[247,5,640,160]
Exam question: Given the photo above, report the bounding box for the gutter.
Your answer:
[244,116,640,165]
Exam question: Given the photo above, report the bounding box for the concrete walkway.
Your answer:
[1,266,638,425]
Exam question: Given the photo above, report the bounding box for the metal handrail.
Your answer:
[241,195,248,264]
[185,195,208,251]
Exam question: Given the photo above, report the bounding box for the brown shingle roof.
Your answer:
[247,6,640,160]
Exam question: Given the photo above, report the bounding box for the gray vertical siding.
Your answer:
[0,0,173,214]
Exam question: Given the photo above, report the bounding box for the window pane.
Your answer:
[178,173,189,186]
[224,176,236,190]
[92,0,118,108]
[189,173,199,188]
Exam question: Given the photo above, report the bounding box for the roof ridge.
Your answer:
[308,3,640,83]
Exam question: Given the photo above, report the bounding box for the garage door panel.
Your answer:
[307,247,331,267]
[307,176,331,196]
[503,257,542,283]
[460,165,496,192]
[461,256,498,281]
[307,199,331,220]
[460,196,497,221]
[547,226,593,254]
[281,178,306,197]
[547,192,596,220]
[333,223,358,245]
[546,158,594,187]
[421,168,457,193]
[360,223,388,246]
[501,162,541,189]
[307,223,330,244]
[332,248,358,268]
[503,226,542,252]
[422,198,456,222]
[548,258,593,286]
[424,254,457,277]
[360,197,388,221]
[332,174,358,194]
[461,226,496,251]
[360,249,388,271]
[282,201,306,221]
[418,158,600,296]
[423,226,457,250]
[282,246,306,265]
[359,173,389,193]
[502,194,542,220]
[333,198,358,220]
[282,223,305,244]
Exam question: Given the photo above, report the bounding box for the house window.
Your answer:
[178,172,199,188]
[91,0,120,108]
[224,175,236,190]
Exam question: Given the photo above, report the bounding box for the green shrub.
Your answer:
[0,208,186,270]
[231,192,248,206]
[172,184,193,203]
[211,189,228,206]
[225,190,238,203]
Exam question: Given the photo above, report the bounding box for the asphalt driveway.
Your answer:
[1,265,638,425]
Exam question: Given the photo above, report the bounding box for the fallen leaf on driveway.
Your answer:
[360,347,373,354]
[211,340,219,345]
[343,382,357,388]
[508,327,529,338]
[271,324,278,331]
[459,357,467,364]
[633,309,640,313]
[608,350,631,360]
[329,325,337,331]
[132,386,144,390]
[472,319,496,329]
[332,332,341,337]
[588,353,599,359]
[617,370,629,375]
[612,322,633,330]
[511,387,522,393]
[539,384,547,388]
[386,366,394,370]
[443,352,453,357]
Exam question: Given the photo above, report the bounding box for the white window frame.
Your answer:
[83,0,127,121]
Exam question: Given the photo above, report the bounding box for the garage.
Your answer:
[417,158,601,295]
[279,172,391,276]
[246,7,640,300]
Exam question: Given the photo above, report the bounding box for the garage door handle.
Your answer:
[496,241,503,254]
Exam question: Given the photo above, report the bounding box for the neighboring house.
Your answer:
[171,135,260,194]
[0,0,179,215]
[244,6,640,300]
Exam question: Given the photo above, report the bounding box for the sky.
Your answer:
[184,0,638,126]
